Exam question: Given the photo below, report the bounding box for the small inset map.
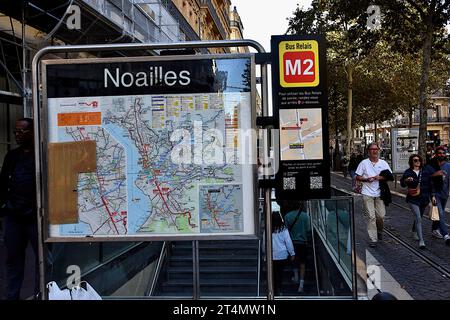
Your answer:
[199,184,243,233]
[280,108,323,161]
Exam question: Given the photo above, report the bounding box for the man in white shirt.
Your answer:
[355,142,392,247]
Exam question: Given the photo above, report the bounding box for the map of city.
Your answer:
[47,92,253,237]
[279,108,323,161]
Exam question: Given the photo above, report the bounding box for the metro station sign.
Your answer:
[271,35,329,200]
[279,40,320,87]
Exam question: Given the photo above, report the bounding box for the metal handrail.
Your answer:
[146,241,170,296]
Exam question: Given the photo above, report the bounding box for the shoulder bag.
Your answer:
[407,171,421,197]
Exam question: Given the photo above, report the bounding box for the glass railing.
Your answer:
[309,197,353,284]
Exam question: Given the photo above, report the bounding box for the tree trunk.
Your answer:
[418,21,433,160]
[408,105,413,128]
[346,64,353,157]
[374,122,378,143]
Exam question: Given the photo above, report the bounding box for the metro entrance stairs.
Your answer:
[154,240,260,297]
[153,239,318,297]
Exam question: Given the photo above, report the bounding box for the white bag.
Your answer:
[71,281,102,300]
[47,281,72,300]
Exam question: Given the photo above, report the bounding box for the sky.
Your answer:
[230,0,313,52]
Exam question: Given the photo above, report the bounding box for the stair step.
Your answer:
[167,266,257,273]
[166,266,258,280]
[162,279,258,286]
[171,248,258,256]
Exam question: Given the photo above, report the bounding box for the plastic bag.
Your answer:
[71,281,102,300]
[431,205,440,222]
[47,281,72,300]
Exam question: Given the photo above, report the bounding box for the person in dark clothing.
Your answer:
[428,146,450,245]
[348,153,358,179]
[400,154,432,249]
[0,118,39,300]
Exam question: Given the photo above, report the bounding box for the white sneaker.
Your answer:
[298,280,304,293]
[432,230,444,239]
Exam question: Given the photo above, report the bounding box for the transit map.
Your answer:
[47,92,254,238]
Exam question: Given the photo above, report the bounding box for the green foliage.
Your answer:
[286,0,450,135]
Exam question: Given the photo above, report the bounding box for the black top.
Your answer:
[0,146,36,220]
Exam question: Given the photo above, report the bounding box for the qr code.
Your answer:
[310,176,323,189]
[283,177,296,190]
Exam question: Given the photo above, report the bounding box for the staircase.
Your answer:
[154,240,260,297]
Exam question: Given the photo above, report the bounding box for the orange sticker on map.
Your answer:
[58,112,101,126]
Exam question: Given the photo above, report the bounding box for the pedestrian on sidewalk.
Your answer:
[428,146,450,245]
[283,201,311,293]
[400,154,432,249]
[269,211,295,296]
[0,118,39,300]
[355,142,393,247]
[341,153,349,178]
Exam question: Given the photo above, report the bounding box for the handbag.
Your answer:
[407,185,421,197]
[407,171,421,197]
[430,205,440,222]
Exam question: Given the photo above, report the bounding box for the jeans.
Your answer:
[431,196,449,237]
[3,216,39,300]
[409,203,427,243]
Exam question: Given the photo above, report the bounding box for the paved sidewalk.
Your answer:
[332,172,450,300]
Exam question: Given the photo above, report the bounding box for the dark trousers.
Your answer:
[273,259,288,296]
[3,216,39,300]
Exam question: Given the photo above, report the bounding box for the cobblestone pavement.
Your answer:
[332,172,450,300]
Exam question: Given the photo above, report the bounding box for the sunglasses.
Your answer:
[413,159,420,162]
[437,152,446,155]
[13,129,30,135]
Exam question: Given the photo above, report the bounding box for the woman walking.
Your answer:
[271,211,295,295]
[400,154,432,249]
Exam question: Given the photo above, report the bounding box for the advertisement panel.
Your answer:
[391,128,419,173]
[42,55,257,240]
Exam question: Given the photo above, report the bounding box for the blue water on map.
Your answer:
[103,123,152,234]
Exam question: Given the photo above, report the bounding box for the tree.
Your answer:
[379,0,450,159]
[287,0,383,157]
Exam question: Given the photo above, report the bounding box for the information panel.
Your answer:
[271,35,330,200]
[42,55,257,240]
[391,128,419,174]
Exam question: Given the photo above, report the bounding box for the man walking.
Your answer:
[355,143,393,247]
[429,146,450,245]
[284,201,311,293]
[0,118,39,299]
